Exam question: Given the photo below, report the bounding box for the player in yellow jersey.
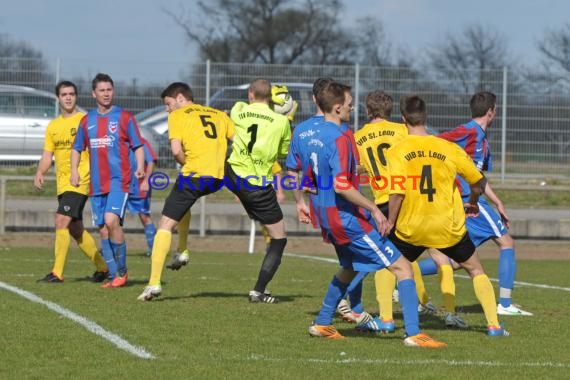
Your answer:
[34,80,107,283]
[138,82,235,301]
[386,95,509,337]
[226,78,291,303]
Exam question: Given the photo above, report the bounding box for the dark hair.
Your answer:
[312,77,335,97]
[160,82,194,101]
[366,90,393,119]
[400,95,427,126]
[249,78,271,101]
[316,82,351,113]
[470,91,496,118]
[55,80,77,96]
[91,73,114,90]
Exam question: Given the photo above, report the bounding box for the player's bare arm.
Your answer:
[388,193,404,228]
[465,177,487,217]
[134,146,145,179]
[34,151,54,190]
[170,138,185,166]
[483,181,509,227]
[287,169,311,224]
[70,149,81,187]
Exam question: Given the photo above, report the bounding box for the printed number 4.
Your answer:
[420,165,436,202]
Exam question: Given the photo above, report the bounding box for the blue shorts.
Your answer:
[333,229,401,272]
[126,196,151,215]
[465,197,508,247]
[90,192,129,227]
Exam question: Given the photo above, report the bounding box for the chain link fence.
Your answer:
[1,58,570,179]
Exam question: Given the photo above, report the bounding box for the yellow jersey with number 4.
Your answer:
[354,120,407,204]
[168,103,235,178]
[387,135,483,248]
[44,112,90,195]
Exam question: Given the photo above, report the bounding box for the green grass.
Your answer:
[0,246,569,379]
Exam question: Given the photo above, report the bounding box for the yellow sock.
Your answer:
[439,264,456,313]
[473,274,499,327]
[261,225,271,245]
[176,212,191,253]
[149,229,172,285]
[412,261,429,305]
[77,230,107,272]
[52,229,71,278]
[375,269,395,321]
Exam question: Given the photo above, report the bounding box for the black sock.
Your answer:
[253,238,287,292]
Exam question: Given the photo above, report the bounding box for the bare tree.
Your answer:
[0,33,52,89]
[428,25,509,94]
[537,24,570,87]
[164,0,390,65]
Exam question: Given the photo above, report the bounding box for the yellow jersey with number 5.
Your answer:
[168,104,235,178]
[354,120,407,204]
[387,135,483,248]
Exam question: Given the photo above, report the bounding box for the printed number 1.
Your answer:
[247,124,258,153]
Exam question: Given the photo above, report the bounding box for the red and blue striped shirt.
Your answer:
[73,106,143,196]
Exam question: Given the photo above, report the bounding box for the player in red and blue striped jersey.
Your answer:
[287,81,445,347]
[127,138,157,256]
[417,91,532,316]
[287,78,372,323]
[71,73,145,288]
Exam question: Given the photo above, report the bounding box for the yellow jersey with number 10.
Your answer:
[354,120,407,204]
[387,135,483,248]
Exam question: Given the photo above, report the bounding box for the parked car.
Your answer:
[134,106,172,167]
[0,84,63,161]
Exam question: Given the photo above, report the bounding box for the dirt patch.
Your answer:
[1,232,569,260]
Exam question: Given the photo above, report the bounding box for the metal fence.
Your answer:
[1,57,570,179]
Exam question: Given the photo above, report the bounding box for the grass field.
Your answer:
[0,244,569,379]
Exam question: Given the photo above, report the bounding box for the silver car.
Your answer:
[0,84,62,161]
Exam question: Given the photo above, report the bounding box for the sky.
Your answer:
[0,0,568,83]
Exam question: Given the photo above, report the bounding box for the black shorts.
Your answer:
[225,163,283,225]
[57,191,88,220]
[162,177,223,222]
[389,231,475,263]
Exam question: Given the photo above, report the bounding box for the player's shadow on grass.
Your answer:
[157,291,311,303]
[456,304,484,314]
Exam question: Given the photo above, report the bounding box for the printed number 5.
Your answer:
[199,115,217,139]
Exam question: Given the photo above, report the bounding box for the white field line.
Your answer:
[284,253,570,292]
[0,281,155,360]
[247,354,570,368]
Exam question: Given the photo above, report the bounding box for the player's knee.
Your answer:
[497,233,514,249]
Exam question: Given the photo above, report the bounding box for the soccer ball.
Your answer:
[273,91,294,115]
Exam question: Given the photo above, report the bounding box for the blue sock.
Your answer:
[498,248,516,308]
[348,279,364,314]
[100,239,117,279]
[315,276,348,326]
[418,258,438,276]
[398,279,420,336]
[110,240,127,276]
[144,223,157,252]
[346,271,368,314]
